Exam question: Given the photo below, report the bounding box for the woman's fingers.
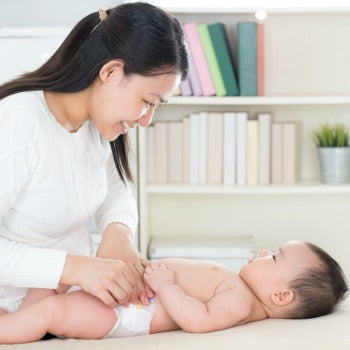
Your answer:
[107,278,130,305]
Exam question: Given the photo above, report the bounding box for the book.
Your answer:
[167,122,183,183]
[180,78,192,96]
[246,119,259,185]
[146,126,155,183]
[257,23,264,96]
[198,23,227,96]
[198,112,208,184]
[236,112,247,185]
[189,113,200,184]
[208,23,239,96]
[238,22,258,96]
[186,47,202,96]
[258,113,271,185]
[154,122,168,183]
[223,112,236,185]
[207,112,223,184]
[182,117,190,183]
[282,123,299,184]
[183,22,215,96]
[271,123,283,184]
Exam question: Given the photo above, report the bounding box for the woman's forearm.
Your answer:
[96,222,133,259]
[59,254,91,286]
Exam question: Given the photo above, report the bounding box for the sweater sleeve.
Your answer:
[0,108,67,289]
[94,153,138,241]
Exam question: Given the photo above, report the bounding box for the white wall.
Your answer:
[0,0,123,27]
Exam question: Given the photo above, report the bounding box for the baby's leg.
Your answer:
[19,288,56,310]
[0,290,117,344]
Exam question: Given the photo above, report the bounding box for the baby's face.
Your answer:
[239,241,320,299]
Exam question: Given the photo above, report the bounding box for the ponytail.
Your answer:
[0,2,188,183]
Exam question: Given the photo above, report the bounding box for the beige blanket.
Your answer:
[1,296,349,350]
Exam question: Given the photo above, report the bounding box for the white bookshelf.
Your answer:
[168,96,350,105]
[137,7,350,277]
[146,183,350,195]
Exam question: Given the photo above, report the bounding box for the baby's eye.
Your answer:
[272,254,276,261]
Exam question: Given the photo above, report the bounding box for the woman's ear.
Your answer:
[99,59,124,82]
[270,288,294,306]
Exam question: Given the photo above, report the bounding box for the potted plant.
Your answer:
[313,123,350,184]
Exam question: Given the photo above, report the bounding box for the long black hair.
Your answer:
[0,2,188,183]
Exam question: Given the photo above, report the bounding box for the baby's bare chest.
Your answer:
[162,258,239,302]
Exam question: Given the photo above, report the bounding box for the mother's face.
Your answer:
[88,60,181,141]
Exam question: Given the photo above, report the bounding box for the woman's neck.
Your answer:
[43,90,90,133]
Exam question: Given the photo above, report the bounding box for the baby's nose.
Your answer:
[259,249,270,257]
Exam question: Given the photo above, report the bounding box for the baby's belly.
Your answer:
[150,295,180,333]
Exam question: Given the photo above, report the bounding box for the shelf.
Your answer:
[167,96,350,106]
[167,7,350,14]
[146,183,350,195]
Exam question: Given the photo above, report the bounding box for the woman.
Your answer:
[0,1,188,314]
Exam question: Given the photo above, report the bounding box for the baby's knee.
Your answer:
[44,295,67,330]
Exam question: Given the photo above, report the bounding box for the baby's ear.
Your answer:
[270,288,294,306]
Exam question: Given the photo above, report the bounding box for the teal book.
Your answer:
[238,22,257,96]
[208,23,239,96]
[198,24,227,96]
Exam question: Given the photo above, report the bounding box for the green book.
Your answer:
[208,23,239,96]
[238,22,257,96]
[198,24,227,96]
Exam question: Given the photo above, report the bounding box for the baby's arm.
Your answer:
[144,262,251,333]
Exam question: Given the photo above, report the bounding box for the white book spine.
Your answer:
[167,122,183,183]
[190,114,200,184]
[236,112,247,185]
[282,123,298,184]
[182,117,190,184]
[258,113,271,185]
[147,126,155,183]
[271,123,283,184]
[246,120,259,186]
[223,113,237,185]
[154,122,168,184]
[198,112,208,185]
[207,113,223,185]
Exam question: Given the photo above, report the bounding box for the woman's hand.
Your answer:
[60,254,136,307]
[95,222,155,305]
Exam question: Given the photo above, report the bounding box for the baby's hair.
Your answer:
[288,242,348,319]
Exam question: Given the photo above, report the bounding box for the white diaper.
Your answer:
[104,301,155,338]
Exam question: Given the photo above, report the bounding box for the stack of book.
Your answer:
[148,235,255,273]
[147,113,300,186]
[176,21,264,97]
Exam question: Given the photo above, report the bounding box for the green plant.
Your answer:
[313,123,349,147]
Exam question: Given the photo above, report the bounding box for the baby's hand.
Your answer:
[143,262,175,293]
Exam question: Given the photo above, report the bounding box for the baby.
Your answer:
[0,240,347,343]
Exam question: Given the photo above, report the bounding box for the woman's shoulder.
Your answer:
[0,91,40,148]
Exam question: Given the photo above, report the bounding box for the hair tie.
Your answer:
[98,8,107,21]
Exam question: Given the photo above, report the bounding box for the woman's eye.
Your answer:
[144,101,154,108]
[272,254,276,261]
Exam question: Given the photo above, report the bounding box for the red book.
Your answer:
[257,23,264,96]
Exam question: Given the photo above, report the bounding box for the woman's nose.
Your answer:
[138,108,154,128]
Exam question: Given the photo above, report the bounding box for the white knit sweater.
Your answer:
[0,91,138,312]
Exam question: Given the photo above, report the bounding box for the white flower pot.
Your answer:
[317,147,350,184]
